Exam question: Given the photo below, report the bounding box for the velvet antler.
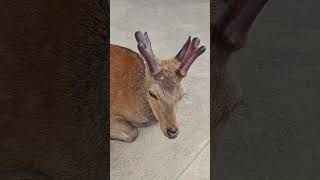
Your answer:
[176,37,206,77]
[135,31,160,76]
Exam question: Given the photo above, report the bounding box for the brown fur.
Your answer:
[0,1,108,179]
[110,44,187,142]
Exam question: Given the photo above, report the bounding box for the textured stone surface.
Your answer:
[179,144,210,180]
[110,0,210,179]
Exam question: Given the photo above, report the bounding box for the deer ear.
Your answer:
[175,36,191,61]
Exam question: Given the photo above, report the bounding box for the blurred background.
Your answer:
[214,0,320,179]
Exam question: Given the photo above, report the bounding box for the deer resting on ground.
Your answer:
[110,31,206,142]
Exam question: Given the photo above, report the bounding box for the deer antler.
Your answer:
[135,31,160,76]
[222,0,268,50]
[176,37,206,77]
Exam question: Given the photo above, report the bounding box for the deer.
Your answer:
[110,31,206,142]
[211,0,268,174]
[0,0,109,179]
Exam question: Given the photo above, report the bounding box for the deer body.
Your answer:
[110,45,153,124]
[110,45,155,142]
[110,32,206,142]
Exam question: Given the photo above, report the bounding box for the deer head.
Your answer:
[135,31,206,139]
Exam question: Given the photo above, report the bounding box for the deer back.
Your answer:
[110,44,146,116]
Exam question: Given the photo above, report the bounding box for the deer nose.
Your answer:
[167,128,179,139]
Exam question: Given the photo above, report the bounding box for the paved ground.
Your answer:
[110,0,210,179]
[214,0,320,179]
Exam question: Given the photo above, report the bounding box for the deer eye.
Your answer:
[149,91,158,100]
